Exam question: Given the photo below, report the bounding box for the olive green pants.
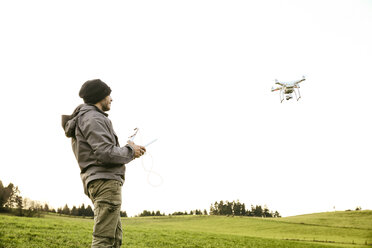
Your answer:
[88,179,123,248]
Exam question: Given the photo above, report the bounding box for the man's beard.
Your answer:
[102,101,111,111]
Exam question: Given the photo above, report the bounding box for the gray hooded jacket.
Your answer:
[62,104,134,195]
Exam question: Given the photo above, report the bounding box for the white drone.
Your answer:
[271,76,306,103]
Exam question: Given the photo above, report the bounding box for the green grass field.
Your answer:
[0,210,371,248]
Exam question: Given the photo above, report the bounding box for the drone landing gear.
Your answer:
[280,90,302,103]
[280,89,284,103]
[294,88,301,101]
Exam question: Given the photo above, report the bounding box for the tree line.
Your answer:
[137,201,281,218]
[2,179,363,219]
[210,200,281,217]
[0,180,102,217]
[55,204,127,217]
[137,209,208,217]
[56,203,94,217]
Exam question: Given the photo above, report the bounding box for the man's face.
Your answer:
[101,95,112,111]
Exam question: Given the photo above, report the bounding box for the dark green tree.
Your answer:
[210,202,218,215]
[241,203,246,216]
[71,206,79,216]
[263,205,271,217]
[139,210,151,217]
[233,200,243,216]
[274,211,281,218]
[0,181,21,209]
[62,204,70,215]
[15,195,23,216]
[225,201,233,215]
[253,205,263,217]
[43,203,49,212]
[0,181,11,209]
[78,204,86,216]
[86,205,94,216]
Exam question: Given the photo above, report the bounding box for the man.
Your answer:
[62,79,146,247]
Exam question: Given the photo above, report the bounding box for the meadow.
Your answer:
[0,210,371,248]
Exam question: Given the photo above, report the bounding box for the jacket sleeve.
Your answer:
[80,116,134,165]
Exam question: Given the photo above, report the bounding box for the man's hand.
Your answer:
[127,141,146,159]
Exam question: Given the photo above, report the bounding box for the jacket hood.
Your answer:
[61,104,100,138]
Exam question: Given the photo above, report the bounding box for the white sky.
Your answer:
[0,0,371,217]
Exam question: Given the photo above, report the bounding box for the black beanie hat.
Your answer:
[79,79,112,104]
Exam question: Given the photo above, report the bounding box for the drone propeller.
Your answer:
[271,86,282,92]
[293,76,306,85]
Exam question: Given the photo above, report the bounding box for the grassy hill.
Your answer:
[0,210,371,248]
